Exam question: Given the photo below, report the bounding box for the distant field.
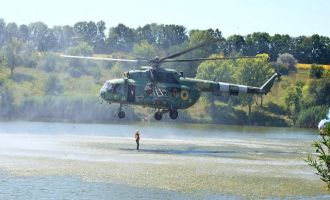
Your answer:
[297,63,330,70]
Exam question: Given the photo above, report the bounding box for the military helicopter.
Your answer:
[62,42,279,120]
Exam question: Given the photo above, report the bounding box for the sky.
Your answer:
[0,0,329,37]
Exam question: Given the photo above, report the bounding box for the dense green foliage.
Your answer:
[284,71,330,128]
[196,54,273,118]
[0,18,329,126]
[1,18,330,65]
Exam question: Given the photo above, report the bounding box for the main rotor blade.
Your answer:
[61,55,147,63]
[162,56,259,63]
[159,40,214,62]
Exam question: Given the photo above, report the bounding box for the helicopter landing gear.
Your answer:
[154,111,162,121]
[154,109,178,120]
[118,104,125,119]
[118,111,125,118]
[169,109,178,120]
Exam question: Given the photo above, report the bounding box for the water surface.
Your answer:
[0,121,329,199]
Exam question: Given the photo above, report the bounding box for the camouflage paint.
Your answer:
[99,68,278,110]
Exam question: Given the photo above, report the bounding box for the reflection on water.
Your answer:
[0,121,329,199]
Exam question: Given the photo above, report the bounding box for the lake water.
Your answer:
[0,121,329,199]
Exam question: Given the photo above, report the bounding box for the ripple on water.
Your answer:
[0,172,241,200]
[0,122,328,199]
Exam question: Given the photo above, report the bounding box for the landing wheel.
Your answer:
[169,110,178,119]
[118,111,125,118]
[154,112,162,121]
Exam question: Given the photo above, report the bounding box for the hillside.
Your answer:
[1,58,317,126]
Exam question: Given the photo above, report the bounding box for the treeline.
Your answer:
[0,18,329,127]
[1,18,330,64]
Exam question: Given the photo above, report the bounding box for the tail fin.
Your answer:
[260,73,279,95]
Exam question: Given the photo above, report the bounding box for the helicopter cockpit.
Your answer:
[100,79,124,101]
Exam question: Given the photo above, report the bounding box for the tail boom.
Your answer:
[212,73,279,96]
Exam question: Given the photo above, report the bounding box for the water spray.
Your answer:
[318,109,330,130]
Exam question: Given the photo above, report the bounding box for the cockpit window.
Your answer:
[105,83,121,93]
[106,82,114,91]
[113,84,121,93]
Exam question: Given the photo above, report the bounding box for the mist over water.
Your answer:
[318,109,330,129]
[0,121,328,199]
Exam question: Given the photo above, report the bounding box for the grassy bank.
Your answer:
[0,61,321,126]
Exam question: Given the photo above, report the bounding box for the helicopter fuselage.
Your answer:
[99,69,202,110]
[99,67,277,120]
[63,41,279,120]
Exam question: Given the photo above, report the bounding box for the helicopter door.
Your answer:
[127,84,136,102]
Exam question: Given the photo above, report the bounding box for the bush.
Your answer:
[65,60,98,78]
[308,75,330,106]
[265,101,287,115]
[21,41,38,68]
[307,123,330,189]
[309,64,324,79]
[37,53,58,72]
[297,106,328,128]
[65,42,93,56]
[276,53,297,72]
[0,85,15,119]
[91,66,101,81]
[44,74,64,95]
[271,62,289,75]
[249,111,288,127]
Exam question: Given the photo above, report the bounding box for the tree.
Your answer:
[270,34,293,61]
[132,40,158,58]
[318,36,330,64]
[0,85,15,118]
[196,55,235,83]
[224,34,245,56]
[53,25,75,51]
[29,22,56,51]
[183,29,223,77]
[18,24,29,42]
[6,22,19,40]
[94,21,106,53]
[236,54,273,117]
[243,32,271,56]
[189,29,222,55]
[310,34,328,64]
[284,81,304,124]
[20,41,38,68]
[106,23,136,53]
[73,21,96,44]
[73,20,105,51]
[0,18,6,47]
[196,56,236,118]
[158,24,188,49]
[308,74,330,106]
[37,53,58,72]
[307,123,330,189]
[136,23,160,45]
[292,36,313,63]
[65,41,93,56]
[2,38,23,76]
